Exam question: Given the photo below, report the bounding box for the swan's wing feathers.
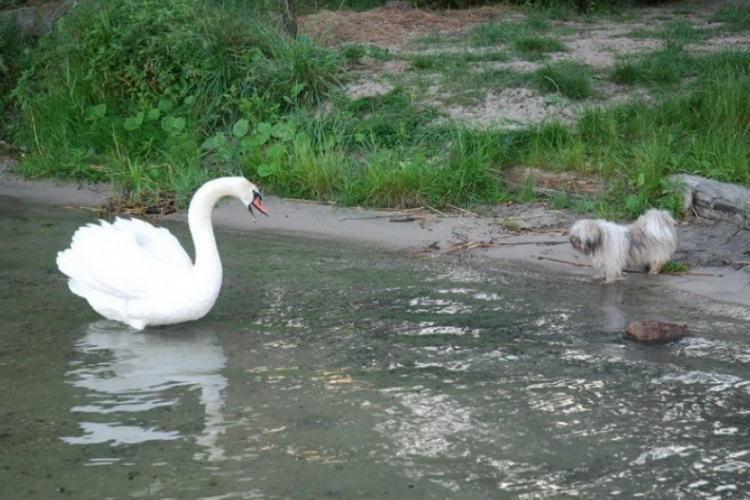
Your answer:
[112,217,193,270]
[58,218,191,299]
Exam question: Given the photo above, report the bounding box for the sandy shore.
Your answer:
[3,165,750,310]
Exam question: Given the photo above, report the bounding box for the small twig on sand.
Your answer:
[447,241,494,253]
[668,271,716,277]
[448,204,478,217]
[389,215,427,223]
[625,269,716,277]
[341,213,427,222]
[62,205,103,214]
[281,197,336,205]
[384,207,426,212]
[497,241,567,247]
[425,206,448,217]
[501,214,550,220]
[537,256,590,268]
[426,205,475,229]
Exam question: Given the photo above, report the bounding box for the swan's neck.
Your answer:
[188,179,231,280]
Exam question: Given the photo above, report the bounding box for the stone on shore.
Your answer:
[625,319,688,344]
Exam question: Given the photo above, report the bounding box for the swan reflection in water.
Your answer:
[62,321,228,462]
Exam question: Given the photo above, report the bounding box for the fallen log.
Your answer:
[670,174,750,224]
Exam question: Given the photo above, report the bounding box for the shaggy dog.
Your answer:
[569,209,677,283]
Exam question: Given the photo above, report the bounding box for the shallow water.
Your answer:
[1,195,749,499]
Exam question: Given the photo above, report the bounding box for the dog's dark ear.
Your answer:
[581,222,601,255]
[570,234,582,251]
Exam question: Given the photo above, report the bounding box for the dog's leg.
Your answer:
[648,260,667,274]
[603,265,622,283]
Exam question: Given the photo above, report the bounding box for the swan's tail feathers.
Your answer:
[67,278,95,299]
[56,249,91,298]
[57,248,115,300]
[56,220,147,299]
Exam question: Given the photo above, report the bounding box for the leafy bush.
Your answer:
[9,0,341,191]
[0,13,34,119]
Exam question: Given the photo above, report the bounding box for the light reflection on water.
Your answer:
[1,197,750,499]
[62,321,229,462]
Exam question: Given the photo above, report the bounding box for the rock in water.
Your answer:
[625,320,688,344]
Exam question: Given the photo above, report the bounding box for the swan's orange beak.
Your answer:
[249,196,268,217]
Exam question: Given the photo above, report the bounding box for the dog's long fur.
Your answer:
[569,209,677,283]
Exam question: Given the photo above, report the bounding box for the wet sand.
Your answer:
[3,164,749,310]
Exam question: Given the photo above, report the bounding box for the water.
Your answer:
[1,195,749,499]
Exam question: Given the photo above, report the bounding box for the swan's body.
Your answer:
[57,177,268,330]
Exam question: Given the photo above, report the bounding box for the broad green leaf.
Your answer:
[271,122,296,141]
[158,99,173,112]
[240,136,261,153]
[201,135,221,151]
[124,113,143,131]
[290,83,306,97]
[86,104,107,120]
[233,119,250,138]
[161,116,186,136]
[256,122,272,145]
[267,142,286,160]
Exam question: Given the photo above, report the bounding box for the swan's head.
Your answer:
[237,179,268,220]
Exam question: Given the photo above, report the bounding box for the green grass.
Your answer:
[533,61,594,99]
[468,17,569,62]
[711,4,750,31]
[9,0,342,205]
[418,51,515,64]
[661,260,691,274]
[658,19,707,45]
[0,14,34,118]
[523,59,750,217]
[610,46,696,86]
[475,68,529,92]
[513,36,567,56]
[340,44,394,63]
[626,20,708,45]
[5,0,750,220]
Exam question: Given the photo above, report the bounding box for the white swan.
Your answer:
[57,177,268,330]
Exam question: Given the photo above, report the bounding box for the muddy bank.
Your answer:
[2,162,750,310]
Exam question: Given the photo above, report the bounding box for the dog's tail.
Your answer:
[637,209,676,243]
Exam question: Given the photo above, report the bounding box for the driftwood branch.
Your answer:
[670,174,750,224]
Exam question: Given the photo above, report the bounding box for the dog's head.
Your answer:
[569,220,602,256]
